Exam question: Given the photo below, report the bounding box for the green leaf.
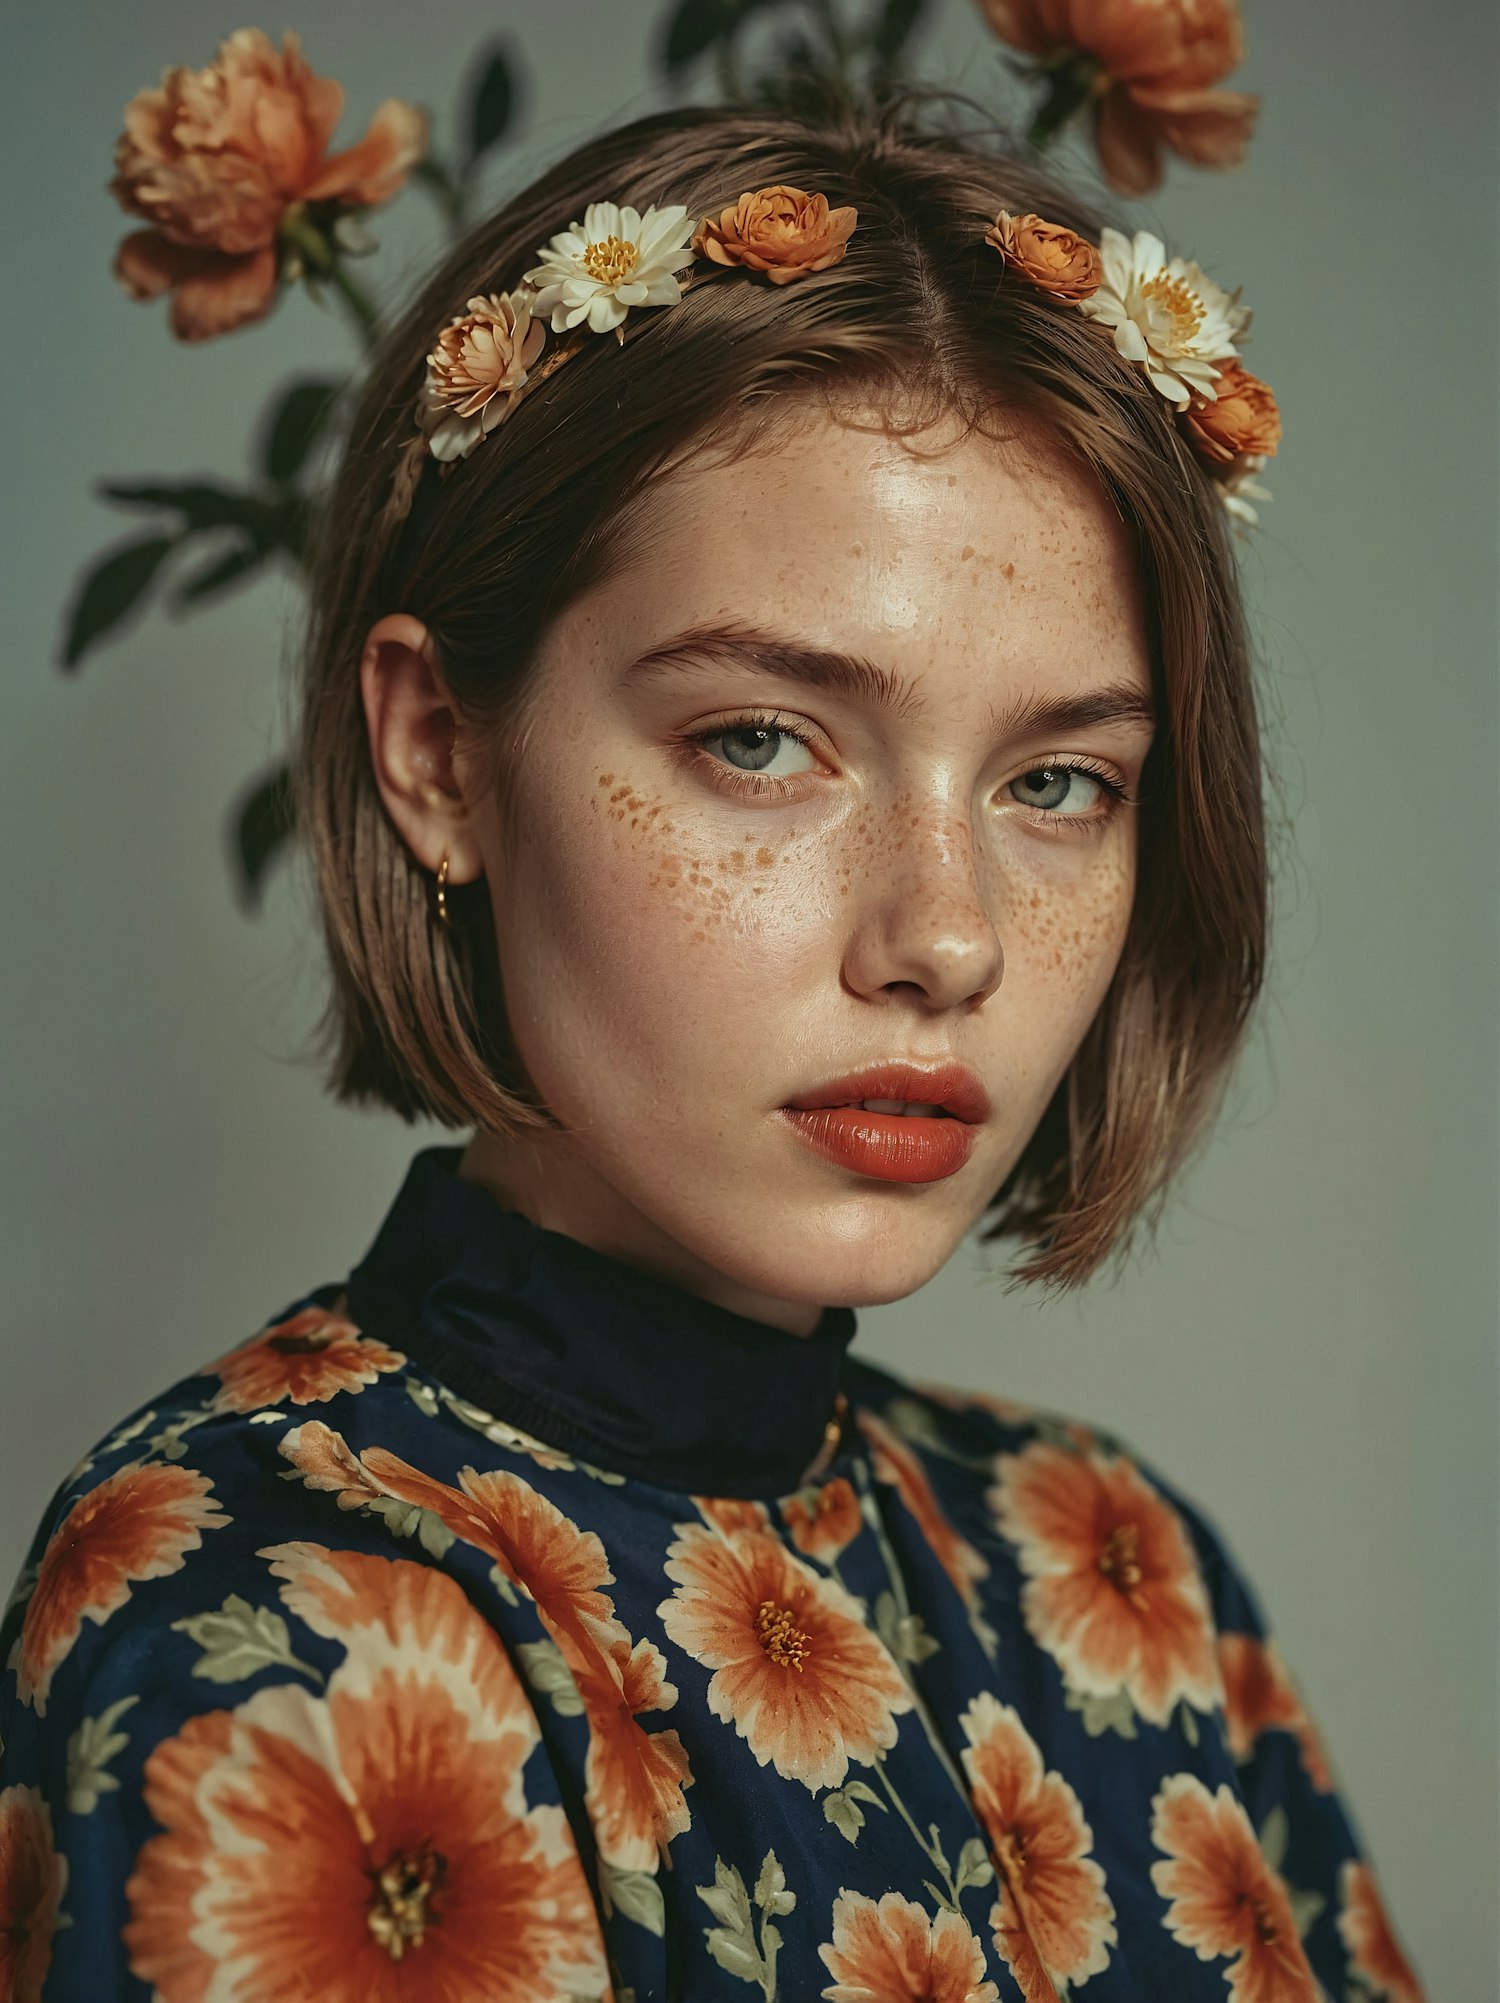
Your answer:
[1178,1697,1201,1748]
[873,1589,937,1665]
[515,1637,585,1717]
[752,1849,795,1919]
[1288,1885,1326,1938]
[170,541,268,609]
[954,1835,994,1893]
[661,0,743,71]
[601,1860,666,1936]
[697,1858,762,1983]
[465,42,517,162]
[871,0,928,61]
[823,1787,866,1843]
[171,1594,323,1686]
[97,480,264,533]
[1258,1803,1290,1874]
[61,534,178,668]
[65,1695,138,1815]
[231,762,296,912]
[261,377,342,483]
[1063,1683,1138,1740]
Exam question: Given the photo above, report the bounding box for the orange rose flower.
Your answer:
[978,0,1258,197]
[781,1476,862,1564]
[985,211,1103,301]
[16,1461,228,1715]
[0,1786,67,2003]
[657,1521,911,1791]
[960,1692,1117,1997]
[1218,1632,1333,1793]
[110,27,426,341]
[819,1889,1000,2003]
[1336,1860,1425,2003]
[1150,1772,1320,1999]
[280,1423,695,1871]
[1184,357,1282,465]
[124,1546,608,2003]
[988,1441,1222,1727]
[692,184,858,284]
[208,1305,405,1413]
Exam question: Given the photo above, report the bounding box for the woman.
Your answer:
[0,95,1424,2002]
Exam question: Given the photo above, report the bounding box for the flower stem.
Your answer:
[325,262,381,350]
[873,1758,961,1910]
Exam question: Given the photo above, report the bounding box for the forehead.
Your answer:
[561,406,1150,703]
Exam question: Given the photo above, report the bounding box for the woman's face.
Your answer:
[453,408,1155,1334]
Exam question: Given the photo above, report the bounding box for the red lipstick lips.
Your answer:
[780,1062,990,1184]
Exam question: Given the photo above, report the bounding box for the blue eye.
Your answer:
[702,721,817,778]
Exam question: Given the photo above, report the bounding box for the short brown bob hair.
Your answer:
[294,88,1268,1292]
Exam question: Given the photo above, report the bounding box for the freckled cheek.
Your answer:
[1000,833,1136,1014]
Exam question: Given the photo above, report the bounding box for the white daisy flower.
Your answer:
[1079,227,1251,407]
[523,199,697,338]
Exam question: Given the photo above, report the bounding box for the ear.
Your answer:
[359,613,486,885]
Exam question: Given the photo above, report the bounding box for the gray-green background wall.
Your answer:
[3,2,1495,1992]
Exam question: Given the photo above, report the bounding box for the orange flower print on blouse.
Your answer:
[1336,1860,1425,2003]
[124,1544,607,2003]
[207,1304,405,1413]
[1219,1632,1334,1794]
[959,1691,1117,2000]
[988,1441,1222,1726]
[657,1521,911,1792]
[13,1461,227,1716]
[1150,1772,1319,2002]
[819,1889,1000,2003]
[857,1410,990,1613]
[0,1785,68,2003]
[699,1495,772,1536]
[279,1422,694,1871]
[781,1476,862,1564]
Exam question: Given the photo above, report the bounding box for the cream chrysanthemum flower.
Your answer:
[417,288,547,461]
[523,200,697,339]
[1079,226,1250,406]
[1218,454,1273,529]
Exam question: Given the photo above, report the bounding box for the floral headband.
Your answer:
[389,185,1279,540]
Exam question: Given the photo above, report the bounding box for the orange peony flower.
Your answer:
[657,1521,911,1791]
[280,1422,694,1870]
[988,1441,1222,1726]
[1218,1632,1333,1794]
[207,1305,405,1413]
[819,1889,1000,2003]
[960,1692,1117,1997]
[0,1786,67,2003]
[1184,357,1281,467]
[124,1545,607,2002]
[15,1460,228,1715]
[692,184,858,284]
[978,0,1258,197]
[1150,1772,1320,2000]
[860,1410,989,1616]
[110,27,426,341]
[985,211,1103,301]
[1336,1860,1425,2003]
[781,1476,862,1565]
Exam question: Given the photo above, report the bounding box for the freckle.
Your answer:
[848,541,863,556]
[752,886,765,895]
[630,816,640,827]
[946,474,956,486]
[610,786,630,802]
[598,773,614,787]
[1002,561,1015,580]
[960,545,974,561]
[755,847,774,869]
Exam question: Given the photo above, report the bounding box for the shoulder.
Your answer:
[1,1283,432,1732]
[844,1353,1265,1634]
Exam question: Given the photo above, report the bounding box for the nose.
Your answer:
[840,793,1005,1013]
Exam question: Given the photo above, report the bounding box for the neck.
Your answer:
[457,1128,825,1338]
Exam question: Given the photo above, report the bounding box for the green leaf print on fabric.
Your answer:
[170,1594,324,1686]
[697,1849,796,1999]
[1065,1683,1140,1740]
[65,1695,138,1815]
[822,1776,886,1844]
[515,1636,586,1718]
[600,1858,666,1936]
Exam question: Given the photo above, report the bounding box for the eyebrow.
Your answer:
[618,620,1157,740]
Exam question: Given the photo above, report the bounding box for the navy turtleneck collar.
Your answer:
[343,1146,860,1499]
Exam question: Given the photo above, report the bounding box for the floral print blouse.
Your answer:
[0,1145,1425,2003]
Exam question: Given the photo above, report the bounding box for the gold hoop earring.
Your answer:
[435,851,451,928]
